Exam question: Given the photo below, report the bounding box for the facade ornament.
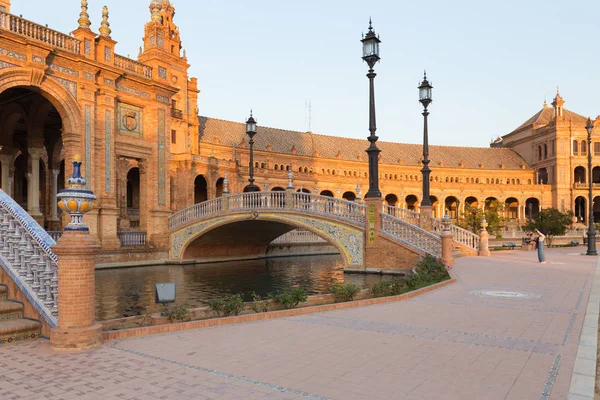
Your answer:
[57,156,97,231]
[223,174,229,194]
[150,0,162,22]
[138,46,143,57]
[442,211,452,232]
[287,167,294,189]
[183,49,187,59]
[480,215,488,232]
[78,0,91,29]
[99,6,111,38]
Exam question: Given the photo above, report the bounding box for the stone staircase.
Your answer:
[0,285,41,345]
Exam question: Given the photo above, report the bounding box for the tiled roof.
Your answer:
[198,116,528,170]
[510,107,588,133]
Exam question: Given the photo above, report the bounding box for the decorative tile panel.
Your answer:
[50,76,77,98]
[117,103,143,137]
[83,72,94,80]
[105,110,112,193]
[158,109,166,206]
[156,94,170,104]
[32,55,45,64]
[157,37,164,46]
[85,105,92,189]
[0,47,27,61]
[84,39,91,55]
[49,64,79,77]
[116,84,150,99]
[158,67,167,79]
[104,78,114,86]
[104,46,111,61]
[0,60,16,69]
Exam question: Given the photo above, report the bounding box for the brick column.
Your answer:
[479,216,490,257]
[50,231,102,350]
[441,214,454,266]
[364,197,383,270]
[420,205,433,231]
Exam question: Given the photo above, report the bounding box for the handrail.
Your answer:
[169,191,366,230]
[382,204,421,226]
[0,190,58,328]
[114,54,153,79]
[431,218,480,252]
[0,12,81,54]
[380,213,442,257]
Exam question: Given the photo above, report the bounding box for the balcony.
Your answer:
[573,183,600,189]
[171,108,183,119]
[114,54,153,79]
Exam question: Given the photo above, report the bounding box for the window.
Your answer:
[595,142,600,156]
[551,140,556,155]
[573,140,579,155]
[171,130,176,144]
[544,144,548,159]
[538,145,542,161]
[171,100,177,109]
[581,140,587,155]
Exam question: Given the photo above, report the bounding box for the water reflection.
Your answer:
[95,255,384,321]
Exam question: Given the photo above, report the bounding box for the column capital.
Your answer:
[28,148,44,159]
[52,169,60,178]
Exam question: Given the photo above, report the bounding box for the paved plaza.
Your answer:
[0,248,597,400]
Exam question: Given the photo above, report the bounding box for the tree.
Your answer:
[459,200,506,237]
[522,208,573,245]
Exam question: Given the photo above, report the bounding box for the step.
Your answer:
[0,285,6,301]
[0,300,23,321]
[0,319,41,343]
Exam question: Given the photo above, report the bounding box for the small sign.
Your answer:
[368,204,376,243]
[155,283,176,304]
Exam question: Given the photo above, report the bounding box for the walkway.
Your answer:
[0,248,597,399]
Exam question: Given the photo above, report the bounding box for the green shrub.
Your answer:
[166,303,190,322]
[251,292,270,313]
[274,288,308,309]
[330,282,361,302]
[370,278,407,297]
[414,255,450,283]
[208,294,245,317]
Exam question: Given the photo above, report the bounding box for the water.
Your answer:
[95,255,385,321]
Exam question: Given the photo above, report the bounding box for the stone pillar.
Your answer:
[441,213,454,266]
[419,205,433,231]
[479,216,490,257]
[28,148,43,217]
[49,169,60,221]
[50,231,102,351]
[364,197,384,270]
[0,154,12,193]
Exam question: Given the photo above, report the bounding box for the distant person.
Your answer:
[535,229,547,263]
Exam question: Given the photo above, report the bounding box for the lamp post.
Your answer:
[456,198,460,222]
[419,72,433,209]
[586,117,597,255]
[244,111,259,193]
[361,19,382,199]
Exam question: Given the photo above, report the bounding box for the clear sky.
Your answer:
[13,0,600,147]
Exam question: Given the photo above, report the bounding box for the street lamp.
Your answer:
[361,19,382,199]
[456,198,460,222]
[419,72,433,209]
[244,111,259,193]
[586,117,597,255]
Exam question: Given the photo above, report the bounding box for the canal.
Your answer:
[95,255,385,321]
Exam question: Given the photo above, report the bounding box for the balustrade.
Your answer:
[382,205,421,226]
[0,12,80,54]
[0,190,58,328]
[380,213,442,257]
[114,54,153,79]
[47,231,62,242]
[117,231,147,246]
[431,217,479,252]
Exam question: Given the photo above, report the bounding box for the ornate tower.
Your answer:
[552,90,565,119]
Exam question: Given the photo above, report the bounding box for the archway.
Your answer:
[272,187,285,192]
[320,190,334,197]
[215,177,225,198]
[594,196,600,222]
[342,191,356,202]
[574,166,586,184]
[525,198,540,221]
[505,197,519,220]
[430,196,439,218]
[593,167,600,184]
[465,196,478,209]
[297,188,311,194]
[575,196,587,224]
[405,195,418,211]
[385,194,398,206]
[484,197,499,212]
[194,175,208,203]
[538,168,548,184]
[126,168,141,228]
[445,196,458,219]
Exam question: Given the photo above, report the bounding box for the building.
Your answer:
[0,0,594,257]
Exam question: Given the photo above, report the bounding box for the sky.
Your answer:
[12,0,600,147]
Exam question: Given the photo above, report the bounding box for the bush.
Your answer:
[166,303,190,322]
[330,282,360,302]
[274,288,308,309]
[370,278,407,297]
[414,255,450,283]
[208,294,245,317]
[251,292,270,313]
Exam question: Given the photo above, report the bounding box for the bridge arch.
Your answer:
[171,211,364,267]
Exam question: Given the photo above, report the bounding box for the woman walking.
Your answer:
[535,228,547,263]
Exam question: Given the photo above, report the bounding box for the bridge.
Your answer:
[168,191,479,271]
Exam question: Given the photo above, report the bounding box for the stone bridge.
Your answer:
[168,191,450,272]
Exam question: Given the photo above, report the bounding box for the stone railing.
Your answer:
[171,108,183,119]
[271,230,327,245]
[114,54,153,79]
[0,190,58,328]
[117,231,147,247]
[431,218,480,252]
[169,191,366,230]
[47,231,63,242]
[382,205,420,226]
[0,11,80,54]
[380,213,442,257]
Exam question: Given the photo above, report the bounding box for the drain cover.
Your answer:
[470,290,542,300]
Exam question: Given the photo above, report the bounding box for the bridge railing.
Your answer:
[0,190,58,328]
[169,191,366,230]
[271,230,327,245]
[380,213,442,257]
[0,11,81,54]
[382,205,421,226]
[431,218,480,252]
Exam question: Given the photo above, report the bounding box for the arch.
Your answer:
[254,162,259,168]
[465,196,478,209]
[484,197,499,212]
[271,187,285,191]
[261,162,266,169]
[575,196,587,224]
[430,196,440,218]
[342,191,356,202]
[538,168,548,184]
[525,198,540,220]
[405,195,419,211]
[173,213,364,267]
[594,196,600,222]
[194,175,208,204]
[593,167,600,184]
[297,188,311,193]
[574,166,586,184]
[320,190,334,197]
[274,164,279,170]
[299,166,304,173]
[445,196,459,219]
[215,177,225,198]
[304,167,308,173]
[384,194,398,206]
[505,197,519,219]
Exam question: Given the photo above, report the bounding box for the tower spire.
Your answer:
[149,0,162,22]
[78,0,91,29]
[99,5,111,37]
